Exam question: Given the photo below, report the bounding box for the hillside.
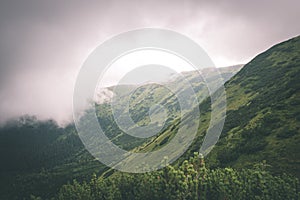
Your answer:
[0,117,106,199]
[94,65,243,151]
[0,65,242,199]
[140,36,300,179]
[208,36,300,177]
[1,35,300,199]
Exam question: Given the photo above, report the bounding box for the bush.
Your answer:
[56,153,299,200]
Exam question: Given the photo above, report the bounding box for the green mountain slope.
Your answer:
[94,65,242,151]
[141,36,300,179]
[0,65,241,199]
[208,36,300,177]
[2,33,300,198]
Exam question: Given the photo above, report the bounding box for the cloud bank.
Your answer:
[0,0,299,125]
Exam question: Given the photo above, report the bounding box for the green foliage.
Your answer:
[276,128,298,139]
[156,41,299,171]
[0,117,106,199]
[57,153,300,200]
[194,36,300,179]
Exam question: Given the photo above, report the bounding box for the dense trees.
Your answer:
[0,116,104,199]
[56,153,299,200]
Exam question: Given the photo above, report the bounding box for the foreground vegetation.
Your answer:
[54,153,299,200]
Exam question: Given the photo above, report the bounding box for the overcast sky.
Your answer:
[0,0,299,125]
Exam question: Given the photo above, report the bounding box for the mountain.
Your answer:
[55,39,300,199]
[1,34,300,199]
[208,36,300,177]
[0,65,242,199]
[139,35,300,179]
[94,65,243,151]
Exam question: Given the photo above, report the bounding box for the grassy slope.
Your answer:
[209,36,300,177]
[95,65,242,151]
[141,36,300,179]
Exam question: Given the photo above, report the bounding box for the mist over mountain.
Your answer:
[1,0,299,126]
[0,36,299,199]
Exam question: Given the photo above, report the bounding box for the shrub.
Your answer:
[56,153,299,200]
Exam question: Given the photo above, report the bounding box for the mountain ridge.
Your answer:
[0,35,300,199]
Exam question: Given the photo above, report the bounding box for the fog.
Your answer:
[0,0,299,125]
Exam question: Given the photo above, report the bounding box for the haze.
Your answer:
[0,0,299,125]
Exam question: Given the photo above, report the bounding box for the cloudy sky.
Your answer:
[0,0,299,125]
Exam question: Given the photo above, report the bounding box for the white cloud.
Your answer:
[0,0,299,125]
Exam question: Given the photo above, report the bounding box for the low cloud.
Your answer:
[0,0,299,125]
